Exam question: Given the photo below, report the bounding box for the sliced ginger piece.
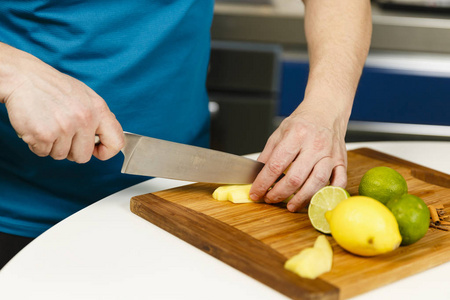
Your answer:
[313,234,333,258]
[284,235,333,279]
[212,164,294,204]
[212,184,263,203]
[212,184,295,204]
[228,185,253,203]
[212,186,234,201]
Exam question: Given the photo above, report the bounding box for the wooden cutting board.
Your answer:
[130,148,450,300]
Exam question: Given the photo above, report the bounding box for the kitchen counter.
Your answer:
[0,141,449,300]
[213,0,450,54]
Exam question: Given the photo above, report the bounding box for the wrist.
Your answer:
[296,92,353,129]
[0,43,27,104]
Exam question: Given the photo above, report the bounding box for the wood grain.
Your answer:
[131,194,338,300]
[130,148,450,299]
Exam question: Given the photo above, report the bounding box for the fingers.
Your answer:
[49,136,73,160]
[17,101,98,163]
[24,135,54,158]
[250,155,292,202]
[249,136,299,202]
[92,112,125,161]
[250,119,332,202]
[67,132,97,163]
[20,110,122,163]
[21,130,67,159]
[7,65,123,163]
[263,149,325,204]
[21,127,97,163]
[284,157,336,212]
[330,164,347,188]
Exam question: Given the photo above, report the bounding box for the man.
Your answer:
[0,0,371,268]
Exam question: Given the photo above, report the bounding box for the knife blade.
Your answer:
[118,132,264,184]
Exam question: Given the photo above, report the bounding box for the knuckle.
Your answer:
[29,144,49,157]
[70,153,91,164]
[264,187,281,203]
[55,120,73,136]
[20,134,33,145]
[295,124,308,138]
[34,152,48,158]
[312,132,332,153]
[314,171,330,186]
[91,95,109,114]
[335,158,347,168]
[267,160,285,176]
[51,152,67,160]
[78,156,91,164]
[285,174,304,188]
[272,191,295,204]
[252,182,268,196]
[313,137,327,151]
[264,135,276,149]
[73,106,94,128]
[33,131,56,144]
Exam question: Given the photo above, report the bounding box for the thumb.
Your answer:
[92,112,125,161]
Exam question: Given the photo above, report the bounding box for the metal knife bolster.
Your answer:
[120,132,264,184]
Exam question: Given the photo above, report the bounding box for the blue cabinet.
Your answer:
[280,59,450,126]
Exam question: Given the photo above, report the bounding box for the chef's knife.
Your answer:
[116,132,264,184]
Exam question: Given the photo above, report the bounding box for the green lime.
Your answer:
[308,186,350,234]
[358,166,408,205]
[386,194,430,246]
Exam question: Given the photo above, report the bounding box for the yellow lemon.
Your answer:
[325,196,402,256]
[358,166,408,205]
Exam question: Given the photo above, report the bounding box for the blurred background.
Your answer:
[208,0,450,155]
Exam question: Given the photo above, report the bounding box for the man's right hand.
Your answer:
[0,42,124,163]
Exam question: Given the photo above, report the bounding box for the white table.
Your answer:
[1,141,449,300]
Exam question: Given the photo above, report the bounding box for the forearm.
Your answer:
[299,0,372,126]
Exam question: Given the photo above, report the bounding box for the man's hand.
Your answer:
[0,43,124,163]
[249,103,348,212]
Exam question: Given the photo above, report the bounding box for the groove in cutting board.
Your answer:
[351,148,450,188]
[130,148,450,299]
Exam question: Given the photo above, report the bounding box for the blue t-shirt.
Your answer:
[0,1,214,237]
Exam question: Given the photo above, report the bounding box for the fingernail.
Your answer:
[287,202,295,212]
[249,193,258,201]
